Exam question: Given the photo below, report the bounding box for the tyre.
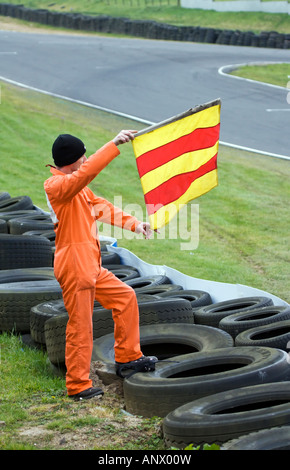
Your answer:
[8,214,53,235]
[0,192,11,202]
[219,305,290,339]
[101,251,120,265]
[0,195,34,212]
[125,275,171,289]
[137,298,194,326]
[194,297,274,327]
[104,265,140,282]
[0,267,55,283]
[156,289,212,309]
[131,284,183,296]
[235,320,290,351]
[23,230,55,246]
[163,382,290,448]
[44,298,194,366]
[123,347,290,418]
[0,234,53,269]
[0,279,62,333]
[92,323,234,366]
[221,426,290,450]
[0,210,42,222]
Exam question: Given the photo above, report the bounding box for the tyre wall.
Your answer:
[0,3,289,49]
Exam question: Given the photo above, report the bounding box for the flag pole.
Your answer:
[135,98,221,137]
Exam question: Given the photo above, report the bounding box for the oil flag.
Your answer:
[132,99,221,230]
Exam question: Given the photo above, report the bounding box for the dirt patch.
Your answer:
[13,362,163,450]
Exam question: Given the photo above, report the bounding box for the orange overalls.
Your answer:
[44,141,143,396]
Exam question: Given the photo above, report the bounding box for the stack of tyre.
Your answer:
[1,191,290,450]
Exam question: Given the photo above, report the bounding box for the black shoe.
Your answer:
[116,355,158,378]
[68,387,104,401]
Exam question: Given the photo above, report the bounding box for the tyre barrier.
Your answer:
[0,3,289,49]
[123,347,290,418]
[163,382,290,448]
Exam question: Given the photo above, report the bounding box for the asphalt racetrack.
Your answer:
[0,29,289,158]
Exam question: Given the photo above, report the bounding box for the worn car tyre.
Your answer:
[163,382,290,448]
[235,320,290,351]
[221,426,290,450]
[156,289,212,309]
[22,230,56,246]
[0,280,62,333]
[101,251,121,265]
[0,210,42,222]
[92,323,233,366]
[0,234,53,269]
[219,305,290,338]
[194,296,274,327]
[0,195,34,212]
[103,265,140,282]
[8,214,53,235]
[125,275,172,289]
[130,284,183,296]
[0,267,55,284]
[0,192,11,202]
[123,347,290,418]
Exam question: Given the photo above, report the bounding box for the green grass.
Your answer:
[0,80,289,449]
[3,0,290,33]
[230,63,290,87]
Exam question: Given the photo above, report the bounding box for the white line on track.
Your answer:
[266,109,290,112]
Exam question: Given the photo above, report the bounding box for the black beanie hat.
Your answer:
[52,134,86,167]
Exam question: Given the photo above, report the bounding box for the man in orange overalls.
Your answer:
[44,130,157,400]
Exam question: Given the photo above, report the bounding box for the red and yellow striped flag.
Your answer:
[132,99,221,230]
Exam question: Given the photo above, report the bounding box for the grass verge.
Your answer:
[0,80,289,450]
[230,62,290,87]
[3,0,290,33]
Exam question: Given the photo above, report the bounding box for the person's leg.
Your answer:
[94,267,142,363]
[63,286,95,395]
